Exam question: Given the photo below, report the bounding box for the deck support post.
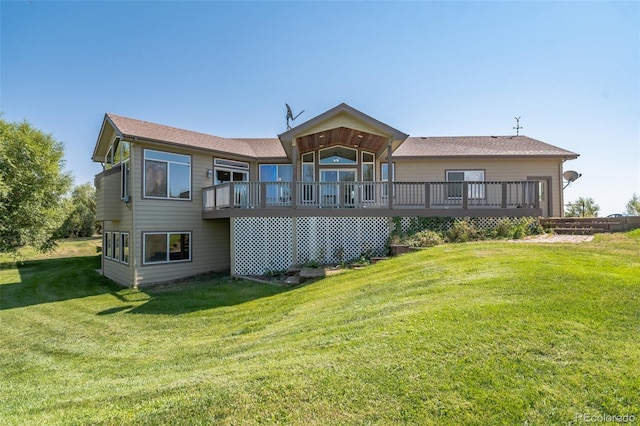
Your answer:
[229,182,235,209]
[462,182,468,210]
[501,182,508,208]
[260,183,267,208]
[424,182,430,208]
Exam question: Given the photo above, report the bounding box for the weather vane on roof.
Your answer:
[285,104,304,130]
[513,116,523,136]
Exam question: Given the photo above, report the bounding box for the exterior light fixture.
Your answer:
[207,169,213,178]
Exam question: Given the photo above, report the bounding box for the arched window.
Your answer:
[319,146,357,165]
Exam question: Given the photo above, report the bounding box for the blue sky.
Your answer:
[2,0,638,215]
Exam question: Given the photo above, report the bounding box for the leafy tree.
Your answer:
[565,197,600,217]
[57,183,97,238]
[0,117,72,254]
[624,193,640,216]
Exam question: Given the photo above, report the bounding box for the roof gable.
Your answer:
[278,103,409,143]
[94,114,286,161]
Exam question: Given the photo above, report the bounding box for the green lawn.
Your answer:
[1,233,639,425]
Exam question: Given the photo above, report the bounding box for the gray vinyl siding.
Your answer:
[132,144,231,286]
[102,202,134,286]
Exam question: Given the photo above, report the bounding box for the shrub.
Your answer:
[405,230,444,247]
[446,219,480,243]
[492,218,514,239]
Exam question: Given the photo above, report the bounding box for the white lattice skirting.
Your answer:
[231,217,390,276]
[231,216,535,276]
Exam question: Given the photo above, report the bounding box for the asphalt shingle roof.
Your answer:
[394,136,578,158]
[106,113,286,159]
[104,114,578,160]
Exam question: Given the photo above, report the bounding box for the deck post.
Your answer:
[387,138,393,210]
[260,182,267,208]
[462,182,468,210]
[424,182,431,208]
[501,182,508,208]
[291,143,298,209]
[533,182,540,209]
[229,182,235,209]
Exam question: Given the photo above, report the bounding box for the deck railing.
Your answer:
[203,181,539,211]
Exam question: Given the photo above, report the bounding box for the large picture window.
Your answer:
[144,150,191,200]
[143,232,191,264]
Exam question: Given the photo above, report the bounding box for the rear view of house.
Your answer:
[92,103,579,287]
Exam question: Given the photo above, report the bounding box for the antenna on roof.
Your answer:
[513,116,523,136]
[285,103,304,130]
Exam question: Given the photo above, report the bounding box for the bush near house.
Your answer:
[392,216,545,248]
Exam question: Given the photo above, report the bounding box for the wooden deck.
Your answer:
[203,181,542,219]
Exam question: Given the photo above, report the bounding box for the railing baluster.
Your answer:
[203,180,542,213]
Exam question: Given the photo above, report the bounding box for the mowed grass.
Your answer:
[1,233,639,425]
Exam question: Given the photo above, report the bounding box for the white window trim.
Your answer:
[143,149,192,200]
[142,232,192,265]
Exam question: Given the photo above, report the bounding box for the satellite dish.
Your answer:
[563,170,581,182]
[285,103,304,130]
[563,170,582,188]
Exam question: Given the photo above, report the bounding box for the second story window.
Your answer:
[144,149,191,200]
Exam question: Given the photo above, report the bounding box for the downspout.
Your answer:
[559,159,565,218]
[291,139,298,266]
[131,141,138,288]
[291,139,298,209]
[387,138,393,210]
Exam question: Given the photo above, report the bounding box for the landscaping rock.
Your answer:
[299,267,326,279]
[284,275,301,286]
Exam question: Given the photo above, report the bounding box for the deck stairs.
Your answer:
[540,217,640,235]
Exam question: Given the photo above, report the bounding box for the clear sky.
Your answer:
[2,0,638,215]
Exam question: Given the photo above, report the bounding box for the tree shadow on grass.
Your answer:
[125,275,292,315]
[0,256,118,310]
